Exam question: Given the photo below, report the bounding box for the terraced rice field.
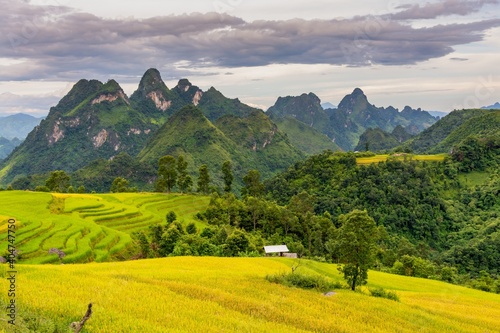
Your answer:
[0,191,210,264]
[0,257,499,332]
[356,153,447,165]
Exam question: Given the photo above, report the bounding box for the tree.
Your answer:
[45,170,70,192]
[241,169,264,197]
[222,160,233,193]
[110,177,131,193]
[186,222,197,234]
[177,155,189,193]
[166,211,177,224]
[226,230,250,256]
[157,155,177,193]
[197,164,210,194]
[328,210,378,291]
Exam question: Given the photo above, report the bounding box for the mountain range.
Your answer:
[482,102,500,110]
[0,69,303,187]
[267,88,437,151]
[0,68,470,188]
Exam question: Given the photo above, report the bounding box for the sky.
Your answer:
[0,0,499,117]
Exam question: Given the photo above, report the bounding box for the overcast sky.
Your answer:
[1,0,499,116]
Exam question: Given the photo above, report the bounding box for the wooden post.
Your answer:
[70,303,92,333]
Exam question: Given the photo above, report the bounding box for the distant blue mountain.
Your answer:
[427,111,450,119]
[321,102,336,110]
[0,113,43,140]
[482,102,500,110]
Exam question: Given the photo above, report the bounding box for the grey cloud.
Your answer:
[391,0,498,20]
[0,0,499,82]
[0,92,60,116]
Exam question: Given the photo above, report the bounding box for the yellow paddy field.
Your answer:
[356,154,447,165]
[1,257,499,333]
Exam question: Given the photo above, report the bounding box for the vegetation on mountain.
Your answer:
[268,93,330,133]
[0,136,22,159]
[402,109,490,153]
[268,88,436,151]
[272,117,341,154]
[198,87,259,121]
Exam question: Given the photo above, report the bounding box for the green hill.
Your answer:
[272,117,341,154]
[430,110,500,153]
[402,109,491,153]
[138,105,304,188]
[198,87,260,121]
[354,127,404,152]
[138,104,245,182]
[268,93,331,133]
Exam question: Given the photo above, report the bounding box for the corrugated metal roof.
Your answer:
[264,245,289,253]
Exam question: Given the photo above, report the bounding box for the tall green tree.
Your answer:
[327,210,378,291]
[45,170,70,192]
[222,160,233,193]
[177,155,189,193]
[157,155,177,193]
[241,169,264,197]
[110,177,130,193]
[197,164,210,194]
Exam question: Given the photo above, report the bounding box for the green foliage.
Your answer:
[226,230,250,256]
[451,136,500,172]
[110,177,133,193]
[177,155,190,193]
[354,127,408,152]
[402,109,492,153]
[266,272,342,292]
[186,222,197,235]
[368,287,400,301]
[241,169,264,197]
[221,160,233,193]
[45,170,70,192]
[157,155,177,193]
[35,185,50,192]
[197,164,210,194]
[166,211,177,224]
[272,117,341,155]
[327,210,378,290]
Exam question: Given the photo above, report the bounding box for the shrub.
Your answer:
[368,287,400,302]
[35,186,50,192]
[266,272,342,292]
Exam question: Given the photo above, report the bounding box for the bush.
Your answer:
[35,186,50,192]
[266,272,342,292]
[368,287,400,302]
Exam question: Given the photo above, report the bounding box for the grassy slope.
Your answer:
[0,191,210,264]
[429,110,500,153]
[273,117,341,154]
[1,257,499,332]
[403,109,490,153]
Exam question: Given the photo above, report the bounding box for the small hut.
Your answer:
[264,245,290,257]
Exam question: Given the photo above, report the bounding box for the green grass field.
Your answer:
[356,153,447,165]
[0,191,210,264]
[0,257,499,332]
